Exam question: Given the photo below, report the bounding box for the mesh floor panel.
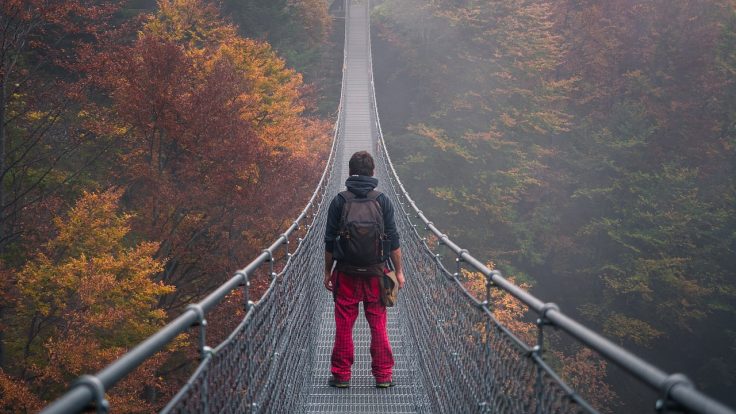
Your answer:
[301,294,428,413]
[300,1,430,412]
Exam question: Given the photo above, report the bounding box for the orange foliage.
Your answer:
[462,265,617,410]
[0,369,42,414]
[462,265,535,344]
[555,348,618,413]
[1,0,330,409]
[5,190,175,409]
[92,0,330,309]
[288,0,333,45]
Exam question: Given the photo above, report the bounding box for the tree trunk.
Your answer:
[0,73,6,255]
[0,306,5,369]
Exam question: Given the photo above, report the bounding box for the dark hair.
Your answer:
[348,151,375,176]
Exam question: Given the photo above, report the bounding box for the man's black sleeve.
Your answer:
[324,196,343,253]
[380,194,400,250]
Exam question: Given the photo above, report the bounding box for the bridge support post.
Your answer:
[238,272,254,312]
[185,304,213,413]
[532,303,559,414]
[185,304,213,360]
[262,249,276,280]
[484,270,501,314]
[281,233,290,258]
[453,249,467,279]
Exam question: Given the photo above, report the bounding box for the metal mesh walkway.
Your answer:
[303,304,426,413]
[301,2,429,412]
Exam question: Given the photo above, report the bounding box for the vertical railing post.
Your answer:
[282,233,290,258]
[238,271,253,312]
[185,304,212,360]
[533,303,559,414]
[480,270,501,414]
[485,270,501,315]
[262,249,276,280]
[454,249,467,280]
[185,304,212,414]
[423,221,433,251]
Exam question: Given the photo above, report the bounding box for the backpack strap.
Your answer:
[337,191,354,235]
[366,190,381,200]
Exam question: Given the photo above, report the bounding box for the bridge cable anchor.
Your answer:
[72,375,109,414]
[186,304,213,359]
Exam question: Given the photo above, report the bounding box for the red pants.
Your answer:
[330,270,394,382]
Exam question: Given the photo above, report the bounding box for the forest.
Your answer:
[372,0,736,409]
[0,0,338,411]
[1,0,734,412]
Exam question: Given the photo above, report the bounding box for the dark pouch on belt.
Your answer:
[380,271,398,307]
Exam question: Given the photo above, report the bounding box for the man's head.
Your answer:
[348,151,375,176]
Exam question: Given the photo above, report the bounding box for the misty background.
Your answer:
[371,0,736,411]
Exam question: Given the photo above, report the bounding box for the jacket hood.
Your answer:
[345,175,378,197]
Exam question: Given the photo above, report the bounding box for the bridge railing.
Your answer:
[366,3,734,414]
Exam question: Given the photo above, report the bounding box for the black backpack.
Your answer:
[334,190,386,276]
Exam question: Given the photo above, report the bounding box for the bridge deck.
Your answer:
[301,1,429,413]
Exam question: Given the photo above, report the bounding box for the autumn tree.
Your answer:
[222,0,331,66]
[0,0,332,409]
[94,0,328,309]
[1,190,173,412]
[375,0,736,405]
[0,0,124,393]
[0,0,118,254]
[463,265,617,411]
[549,0,736,346]
[377,0,572,268]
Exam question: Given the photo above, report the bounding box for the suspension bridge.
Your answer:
[40,1,736,413]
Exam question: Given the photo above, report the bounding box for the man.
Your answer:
[324,151,405,389]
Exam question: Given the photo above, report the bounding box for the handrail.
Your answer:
[39,19,347,413]
[365,2,735,413]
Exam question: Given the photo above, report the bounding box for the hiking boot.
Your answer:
[328,376,350,388]
[375,380,395,389]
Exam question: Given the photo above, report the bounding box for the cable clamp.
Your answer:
[529,345,542,357]
[73,375,109,414]
[262,249,274,262]
[236,271,249,286]
[537,302,559,327]
[186,304,205,326]
[486,270,501,287]
[656,373,693,412]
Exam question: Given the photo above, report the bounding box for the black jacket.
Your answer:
[324,175,400,254]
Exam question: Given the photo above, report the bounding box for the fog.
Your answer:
[372,0,736,411]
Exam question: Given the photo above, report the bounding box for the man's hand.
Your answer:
[395,270,405,289]
[324,271,333,291]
